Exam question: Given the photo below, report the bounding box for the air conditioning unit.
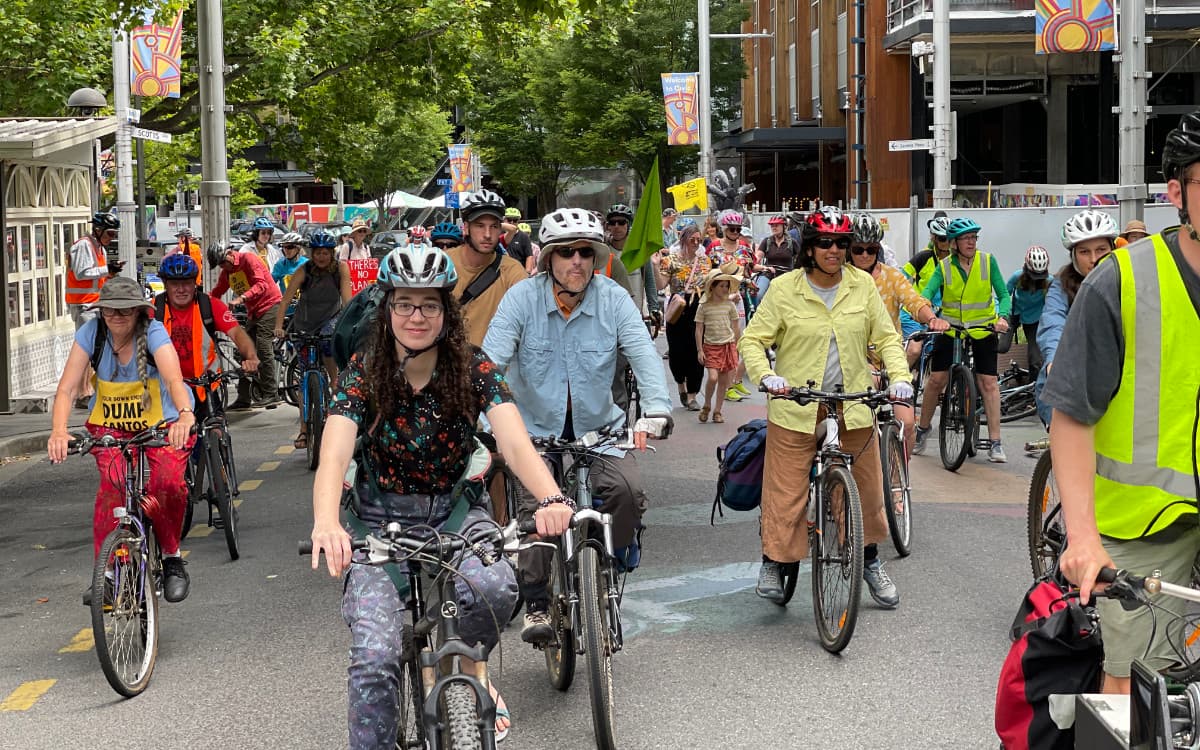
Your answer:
[839,88,851,110]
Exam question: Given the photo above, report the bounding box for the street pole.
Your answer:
[698,0,712,184]
[1117,0,1148,227]
[931,0,952,209]
[112,30,137,280]
[197,0,231,285]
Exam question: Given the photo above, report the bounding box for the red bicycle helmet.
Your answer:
[805,206,852,234]
[767,215,787,226]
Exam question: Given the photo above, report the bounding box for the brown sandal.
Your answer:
[698,406,710,423]
[712,412,725,423]
[294,433,307,448]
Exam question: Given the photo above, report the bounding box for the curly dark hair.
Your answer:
[360,288,477,424]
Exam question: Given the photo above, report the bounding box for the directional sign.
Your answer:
[131,127,172,144]
[435,178,452,186]
[888,138,934,152]
[121,107,141,123]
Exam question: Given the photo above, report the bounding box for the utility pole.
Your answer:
[112,30,137,279]
[1116,0,1148,227]
[197,0,231,281]
[931,0,952,209]
[698,0,712,184]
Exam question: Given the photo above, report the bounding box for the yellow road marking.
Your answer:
[257,461,280,472]
[274,446,295,455]
[189,525,215,538]
[234,499,243,509]
[239,479,262,492]
[58,629,94,654]
[0,680,56,711]
[180,550,190,559]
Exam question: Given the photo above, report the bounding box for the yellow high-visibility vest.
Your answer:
[939,252,998,339]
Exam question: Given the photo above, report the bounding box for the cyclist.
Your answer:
[338,219,372,261]
[1035,209,1119,426]
[482,207,672,644]
[739,206,911,608]
[900,214,952,367]
[913,217,1012,462]
[68,213,125,405]
[47,276,196,605]
[272,232,308,297]
[606,203,662,320]
[309,243,570,747]
[446,190,531,347]
[754,215,801,302]
[1120,219,1149,244]
[848,213,948,455]
[1005,245,1051,374]
[501,206,534,272]
[1048,111,1200,696]
[166,227,204,283]
[240,216,281,270]
[209,241,283,409]
[430,221,463,252]
[407,225,429,248]
[274,230,352,448]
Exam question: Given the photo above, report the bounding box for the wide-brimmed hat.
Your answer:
[350,218,371,234]
[87,276,153,312]
[700,268,740,303]
[1120,219,1148,238]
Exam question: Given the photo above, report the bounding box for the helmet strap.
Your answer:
[391,326,446,372]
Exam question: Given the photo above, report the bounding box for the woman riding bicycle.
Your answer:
[47,276,197,605]
[739,206,912,611]
[1005,245,1051,374]
[753,214,800,303]
[1035,210,1119,425]
[308,244,570,748]
[273,229,352,448]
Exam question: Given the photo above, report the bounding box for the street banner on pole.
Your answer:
[449,145,476,192]
[667,177,708,213]
[661,73,700,146]
[622,156,665,271]
[131,11,183,97]
[1035,0,1115,54]
[346,259,380,295]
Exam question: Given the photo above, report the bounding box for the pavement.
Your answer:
[0,406,88,463]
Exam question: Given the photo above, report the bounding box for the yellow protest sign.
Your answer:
[228,270,251,295]
[89,379,163,432]
[667,177,708,213]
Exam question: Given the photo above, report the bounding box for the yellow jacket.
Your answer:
[739,266,909,433]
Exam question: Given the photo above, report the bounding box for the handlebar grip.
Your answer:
[1097,567,1118,584]
[518,519,538,534]
[299,540,313,555]
[298,539,369,555]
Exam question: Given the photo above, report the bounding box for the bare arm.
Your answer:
[229,326,259,370]
[487,402,573,536]
[310,414,356,576]
[338,261,353,303]
[150,341,197,450]
[48,343,91,463]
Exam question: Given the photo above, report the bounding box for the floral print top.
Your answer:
[329,348,512,495]
[660,249,710,295]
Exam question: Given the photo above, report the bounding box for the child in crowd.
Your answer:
[694,268,742,424]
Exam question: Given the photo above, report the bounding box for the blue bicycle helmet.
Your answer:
[430,221,463,243]
[252,217,274,232]
[158,253,199,281]
[309,230,338,249]
[945,217,982,239]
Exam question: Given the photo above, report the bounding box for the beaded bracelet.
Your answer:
[537,494,577,511]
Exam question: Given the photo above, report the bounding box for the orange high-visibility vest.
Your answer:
[65,236,108,304]
[161,301,218,401]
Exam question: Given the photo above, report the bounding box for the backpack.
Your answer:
[710,418,769,523]
[994,578,1103,750]
[332,283,385,370]
[90,318,157,373]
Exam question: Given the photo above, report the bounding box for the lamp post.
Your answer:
[112,30,137,280]
[66,87,107,213]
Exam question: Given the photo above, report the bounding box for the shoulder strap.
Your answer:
[459,251,504,307]
[154,293,166,323]
[195,291,221,346]
[90,317,108,373]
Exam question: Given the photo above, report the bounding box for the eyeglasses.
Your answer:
[606,220,629,227]
[389,301,444,319]
[814,237,851,250]
[100,307,137,318]
[102,230,118,238]
[956,233,979,242]
[553,246,596,260]
[1183,179,1200,187]
[851,245,880,256]
[933,236,951,243]
[433,241,457,250]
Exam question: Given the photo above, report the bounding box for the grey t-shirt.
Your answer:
[1042,229,1200,425]
[811,281,842,390]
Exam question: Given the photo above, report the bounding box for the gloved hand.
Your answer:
[761,375,789,394]
[889,381,915,401]
[634,416,672,439]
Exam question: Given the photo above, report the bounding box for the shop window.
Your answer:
[35,224,47,270]
[21,280,32,325]
[19,226,31,272]
[6,283,17,330]
[36,277,49,322]
[4,227,14,275]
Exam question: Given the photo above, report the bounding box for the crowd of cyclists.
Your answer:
[42,108,1200,747]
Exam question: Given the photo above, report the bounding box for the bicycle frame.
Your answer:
[295,336,329,421]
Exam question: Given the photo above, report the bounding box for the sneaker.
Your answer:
[227,399,253,411]
[863,559,899,608]
[81,577,114,608]
[912,425,931,455]
[162,556,190,603]
[755,562,785,602]
[251,394,281,409]
[988,441,1008,463]
[521,609,554,645]
[725,388,744,402]
[733,382,752,396]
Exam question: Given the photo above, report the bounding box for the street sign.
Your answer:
[131,127,173,144]
[445,189,459,209]
[122,107,141,123]
[888,138,934,152]
[435,178,452,186]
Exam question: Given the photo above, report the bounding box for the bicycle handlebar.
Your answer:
[1097,566,1200,606]
[762,382,889,408]
[299,519,517,563]
[184,370,242,388]
[67,422,173,456]
[907,321,999,343]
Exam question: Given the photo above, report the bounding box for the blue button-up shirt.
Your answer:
[482,274,672,450]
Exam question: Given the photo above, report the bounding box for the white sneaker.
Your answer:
[988,441,1008,463]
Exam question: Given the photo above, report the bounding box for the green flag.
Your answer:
[621,156,664,271]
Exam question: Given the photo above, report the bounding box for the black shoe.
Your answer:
[251,395,280,409]
[228,399,252,411]
[162,557,190,603]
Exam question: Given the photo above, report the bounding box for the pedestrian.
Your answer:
[338,219,372,261]
[1119,219,1149,245]
[656,224,708,410]
[695,268,741,424]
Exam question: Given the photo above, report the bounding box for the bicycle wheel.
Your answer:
[545,546,577,691]
[305,375,324,471]
[440,682,481,750]
[879,422,913,557]
[181,451,201,539]
[938,366,973,472]
[221,428,240,494]
[1026,450,1064,579]
[578,545,617,750]
[998,386,1038,424]
[395,626,425,750]
[774,561,801,607]
[283,359,299,406]
[208,431,240,561]
[810,464,864,654]
[92,527,158,697]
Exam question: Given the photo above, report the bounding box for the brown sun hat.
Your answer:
[700,268,740,303]
[1120,219,1148,238]
[350,218,371,234]
[87,276,153,312]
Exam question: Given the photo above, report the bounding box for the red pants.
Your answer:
[87,423,192,558]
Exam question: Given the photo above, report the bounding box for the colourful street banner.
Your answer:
[449,145,475,192]
[666,177,708,213]
[347,259,380,295]
[131,11,183,98]
[1035,0,1115,54]
[661,73,700,146]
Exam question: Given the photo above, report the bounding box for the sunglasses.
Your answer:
[724,225,742,231]
[282,244,299,250]
[433,241,457,250]
[814,237,851,250]
[554,246,596,260]
[851,245,880,256]
[606,220,629,227]
[100,307,137,318]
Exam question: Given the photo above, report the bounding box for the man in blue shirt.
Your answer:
[483,207,672,644]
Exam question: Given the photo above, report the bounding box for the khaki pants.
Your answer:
[761,414,887,563]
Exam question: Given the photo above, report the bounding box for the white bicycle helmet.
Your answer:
[537,208,610,272]
[1024,245,1050,277]
[1061,210,1118,250]
[927,216,951,239]
[280,232,305,246]
[377,245,458,290]
[851,213,884,245]
[460,189,506,222]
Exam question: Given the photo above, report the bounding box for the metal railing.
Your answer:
[887,0,1189,35]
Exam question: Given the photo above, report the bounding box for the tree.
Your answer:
[142,129,263,214]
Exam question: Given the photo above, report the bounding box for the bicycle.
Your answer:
[1024,437,1063,579]
[979,361,1038,425]
[526,416,673,750]
[181,370,242,560]
[291,331,332,470]
[67,424,173,697]
[873,368,912,557]
[276,336,298,406]
[913,322,998,472]
[764,383,889,653]
[301,518,519,749]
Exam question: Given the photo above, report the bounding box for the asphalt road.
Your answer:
[0,393,1048,749]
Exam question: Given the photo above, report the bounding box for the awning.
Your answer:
[0,118,118,159]
[257,168,316,184]
[716,127,847,152]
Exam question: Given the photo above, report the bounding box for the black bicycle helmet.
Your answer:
[606,203,634,221]
[92,212,120,231]
[1162,109,1200,237]
[206,242,229,268]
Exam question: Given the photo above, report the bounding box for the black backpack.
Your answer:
[332,283,385,370]
[153,289,222,346]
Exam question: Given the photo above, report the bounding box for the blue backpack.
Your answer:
[711,418,769,523]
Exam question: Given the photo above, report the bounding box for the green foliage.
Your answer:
[142,124,263,213]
